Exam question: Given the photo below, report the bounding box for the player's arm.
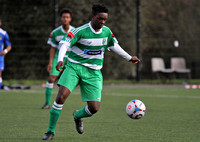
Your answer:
[0,45,11,56]
[56,43,70,72]
[47,47,56,73]
[109,43,140,64]
[108,30,140,64]
[56,35,71,72]
[0,32,11,56]
[47,31,58,73]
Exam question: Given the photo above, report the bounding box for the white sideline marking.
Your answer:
[103,93,200,99]
[4,89,200,99]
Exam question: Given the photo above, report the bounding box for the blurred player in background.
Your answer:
[41,8,75,109]
[42,4,140,140]
[0,19,12,90]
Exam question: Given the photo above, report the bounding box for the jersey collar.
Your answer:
[89,22,102,34]
[61,25,72,33]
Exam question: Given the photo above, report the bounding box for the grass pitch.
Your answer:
[0,85,200,142]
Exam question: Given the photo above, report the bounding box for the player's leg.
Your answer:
[73,65,103,134]
[43,85,71,140]
[87,101,100,114]
[42,56,62,109]
[73,65,103,119]
[43,62,79,140]
[73,101,100,134]
[47,85,71,133]
[74,101,100,119]
[42,75,57,109]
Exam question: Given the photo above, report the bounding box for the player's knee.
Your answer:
[55,94,66,104]
[89,106,99,114]
[48,76,57,83]
[55,86,71,104]
[55,97,64,104]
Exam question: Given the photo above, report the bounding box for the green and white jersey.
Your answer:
[60,22,117,70]
[47,25,75,57]
[48,25,75,48]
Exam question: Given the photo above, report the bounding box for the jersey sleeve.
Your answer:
[60,28,81,48]
[107,29,118,49]
[4,32,11,47]
[47,31,58,48]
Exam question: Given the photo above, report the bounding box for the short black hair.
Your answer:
[92,4,108,16]
[59,8,72,17]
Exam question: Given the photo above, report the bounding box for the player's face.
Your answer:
[61,13,71,26]
[92,13,108,29]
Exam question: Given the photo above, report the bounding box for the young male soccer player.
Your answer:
[41,8,75,109]
[0,19,12,89]
[42,4,140,140]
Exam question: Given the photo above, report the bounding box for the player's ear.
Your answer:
[91,14,95,19]
[69,17,72,22]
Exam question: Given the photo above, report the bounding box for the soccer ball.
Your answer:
[126,99,146,119]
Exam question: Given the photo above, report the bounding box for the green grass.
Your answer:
[0,86,200,142]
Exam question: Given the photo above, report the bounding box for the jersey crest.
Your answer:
[102,38,107,45]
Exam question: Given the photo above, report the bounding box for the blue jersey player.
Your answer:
[0,19,12,89]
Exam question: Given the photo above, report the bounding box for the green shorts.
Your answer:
[50,51,67,76]
[57,62,103,102]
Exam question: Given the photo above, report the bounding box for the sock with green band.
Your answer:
[45,82,54,105]
[47,101,63,134]
[74,105,93,119]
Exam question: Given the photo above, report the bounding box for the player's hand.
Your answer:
[130,56,140,64]
[47,63,52,73]
[56,61,64,72]
[0,51,6,56]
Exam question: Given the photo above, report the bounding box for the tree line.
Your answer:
[0,0,199,80]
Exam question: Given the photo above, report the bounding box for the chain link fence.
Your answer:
[0,0,199,80]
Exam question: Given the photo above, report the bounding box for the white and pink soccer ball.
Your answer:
[126,99,146,119]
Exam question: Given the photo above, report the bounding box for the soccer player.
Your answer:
[0,19,12,90]
[41,8,75,109]
[42,4,140,140]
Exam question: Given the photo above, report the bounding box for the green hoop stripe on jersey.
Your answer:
[60,22,116,70]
